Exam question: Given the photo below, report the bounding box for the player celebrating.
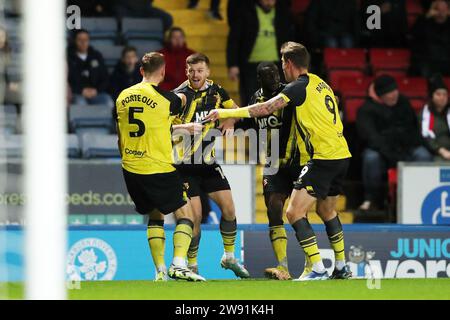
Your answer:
[207,42,352,281]
[172,53,250,278]
[249,62,307,280]
[116,52,204,282]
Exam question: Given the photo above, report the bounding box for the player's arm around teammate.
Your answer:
[116,52,204,282]
[207,42,352,281]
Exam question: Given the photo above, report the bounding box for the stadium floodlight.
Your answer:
[23,0,67,300]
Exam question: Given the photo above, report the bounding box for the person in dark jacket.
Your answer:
[109,46,141,101]
[419,75,450,160]
[67,0,114,16]
[357,75,432,210]
[306,0,359,48]
[226,0,292,105]
[359,0,408,47]
[410,0,450,77]
[68,29,112,106]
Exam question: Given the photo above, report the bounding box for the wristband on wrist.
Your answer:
[219,107,251,119]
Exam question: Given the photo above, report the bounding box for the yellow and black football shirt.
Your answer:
[173,79,235,164]
[116,81,182,174]
[279,73,351,160]
[250,84,309,168]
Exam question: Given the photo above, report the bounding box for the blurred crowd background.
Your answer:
[0,0,449,222]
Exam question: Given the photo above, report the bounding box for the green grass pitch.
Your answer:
[3,278,450,300]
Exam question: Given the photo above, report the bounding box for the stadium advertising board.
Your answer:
[0,160,253,225]
[0,226,243,282]
[399,162,450,225]
[244,225,450,279]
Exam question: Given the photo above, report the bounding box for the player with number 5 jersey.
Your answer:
[116,52,204,282]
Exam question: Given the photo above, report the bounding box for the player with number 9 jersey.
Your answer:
[279,72,351,161]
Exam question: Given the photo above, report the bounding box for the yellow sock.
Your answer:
[173,220,193,259]
[187,233,200,266]
[300,236,322,264]
[325,216,346,262]
[269,225,288,270]
[220,218,237,254]
[292,218,323,265]
[147,224,165,270]
[329,231,345,261]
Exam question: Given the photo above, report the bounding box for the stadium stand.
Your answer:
[0,105,18,135]
[324,48,367,88]
[0,134,22,158]
[80,132,120,159]
[344,98,365,124]
[153,0,239,102]
[127,39,163,58]
[338,76,372,98]
[121,18,164,42]
[80,17,118,42]
[444,77,450,89]
[93,44,125,70]
[2,0,447,221]
[369,48,411,77]
[69,104,114,134]
[396,77,428,99]
[67,134,81,158]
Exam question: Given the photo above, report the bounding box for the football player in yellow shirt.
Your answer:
[207,42,352,281]
[116,52,204,282]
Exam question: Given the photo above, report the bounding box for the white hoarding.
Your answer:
[399,162,450,225]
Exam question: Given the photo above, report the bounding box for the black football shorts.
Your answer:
[176,163,231,198]
[123,168,187,215]
[263,165,303,197]
[294,158,350,199]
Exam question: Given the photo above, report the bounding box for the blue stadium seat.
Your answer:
[69,104,114,133]
[0,134,22,158]
[121,18,164,41]
[81,17,118,41]
[127,39,162,58]
[90,38,117,49]
[75,127,111,137]
[80,132,120,159]
[0,105,18,135]
[6,62,21,82]
[67,134,81,158]
[93,44,124,68]
[4,18,20,40]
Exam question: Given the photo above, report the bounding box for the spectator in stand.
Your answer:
[227,0,254,27]
[359,0,408,47]
[109,47,141,101]
[0,27,20,105]
[419,75,450,160]
[357,75,432,210]
[227,0,292,104]
[188,0,223,20]
[410,0,450,77]
[68,29,112,106]
[114,0,173,32]
[306,0,359,49]
[67,0,114,16]
[159,27,195,91]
